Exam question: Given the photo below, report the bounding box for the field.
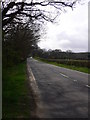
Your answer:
[35,57,90,74]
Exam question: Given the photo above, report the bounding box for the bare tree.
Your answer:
[2,0,79,28]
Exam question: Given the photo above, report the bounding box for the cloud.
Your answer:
[38,2,88,52]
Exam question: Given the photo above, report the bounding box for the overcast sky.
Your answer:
[38,1,89,53]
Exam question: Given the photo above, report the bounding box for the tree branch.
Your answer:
[2,0,77,27]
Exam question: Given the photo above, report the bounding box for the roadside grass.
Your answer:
[35,57,90,74]
[2,61,36,118]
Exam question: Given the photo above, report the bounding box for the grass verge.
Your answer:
[35,57,90,74]
[2,61,36,118]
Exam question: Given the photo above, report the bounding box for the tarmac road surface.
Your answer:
[27,58,89,118]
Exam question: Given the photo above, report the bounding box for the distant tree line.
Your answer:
[32,48,90,60]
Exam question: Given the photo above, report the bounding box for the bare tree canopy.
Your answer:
[2,0,80,27]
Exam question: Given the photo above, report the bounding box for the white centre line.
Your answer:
[73,80,77,82]
[85,85,90,88]
[60,73,69,78]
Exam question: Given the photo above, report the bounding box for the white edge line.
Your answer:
[60,73,69,78]
[27,61,46,118]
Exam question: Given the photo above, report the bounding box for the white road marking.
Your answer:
[85,85,90,88]
[60,73,69,78]
[73,80,77,82]
[34,59,38,62]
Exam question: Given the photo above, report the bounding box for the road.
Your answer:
[27,58,89,118]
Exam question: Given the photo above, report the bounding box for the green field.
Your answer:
[35,57,90,74]
[2,61,36,118]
